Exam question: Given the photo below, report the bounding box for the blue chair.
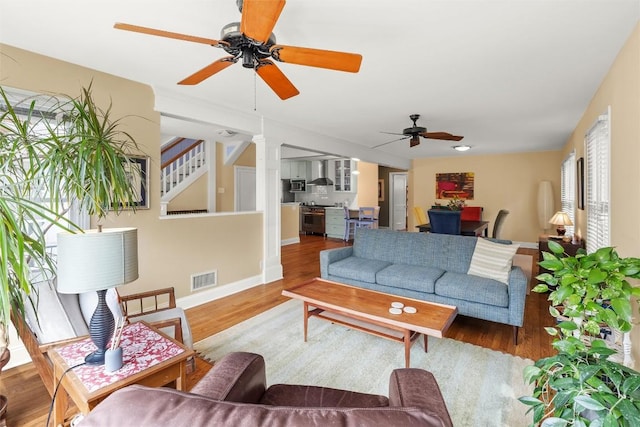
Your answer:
[427,209,462,235]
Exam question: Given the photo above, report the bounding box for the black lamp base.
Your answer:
[556,227,566,236]
[86,289,115,366]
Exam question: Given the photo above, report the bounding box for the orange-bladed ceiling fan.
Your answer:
[374,114,464,148]
[114,0,362,100]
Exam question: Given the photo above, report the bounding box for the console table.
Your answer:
[48,321,194,426]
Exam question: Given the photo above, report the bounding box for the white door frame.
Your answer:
[389,172,408,231]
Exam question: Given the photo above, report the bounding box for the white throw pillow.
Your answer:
[467,238,519,284]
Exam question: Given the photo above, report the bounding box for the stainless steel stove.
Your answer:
[301,206,326,235]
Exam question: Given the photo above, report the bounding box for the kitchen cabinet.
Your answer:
[325,207,345,239]
[281,160,309,180]
[331,159,355,192]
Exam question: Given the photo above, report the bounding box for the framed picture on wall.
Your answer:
[111,155,150,210]
[577,157,585,210]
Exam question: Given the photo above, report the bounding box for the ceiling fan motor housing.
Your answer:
[404,126,426,135]
[221,22,276,68]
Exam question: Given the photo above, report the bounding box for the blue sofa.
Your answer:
[319,228,527,343]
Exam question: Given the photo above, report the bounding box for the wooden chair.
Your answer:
[13,287,190,397]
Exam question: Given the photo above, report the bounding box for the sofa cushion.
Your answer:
[467,238,519,284]
[376,264,444,293]
[261,384,389,407]
[435,272,509,307]
[328,257,392,283]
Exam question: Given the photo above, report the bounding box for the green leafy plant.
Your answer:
[0,84,144,356]
[520,241,640,426]
[447,195,466,211]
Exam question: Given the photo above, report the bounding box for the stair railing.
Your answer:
[161,139,206,197]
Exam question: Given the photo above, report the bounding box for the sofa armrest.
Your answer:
[320,247,354,278]
[190,352,266,403]
[507,265,527,327]
[388,368,453,427]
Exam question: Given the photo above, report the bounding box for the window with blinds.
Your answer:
[560,152,576,236]
[585,108,611,254]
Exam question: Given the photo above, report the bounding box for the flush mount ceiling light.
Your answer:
[217,129,237,137]
[453,145,471,152]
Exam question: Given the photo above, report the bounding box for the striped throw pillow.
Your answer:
[467,238,519,284]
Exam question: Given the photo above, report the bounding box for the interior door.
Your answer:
[235,166,256,212]
[389,172,408,231]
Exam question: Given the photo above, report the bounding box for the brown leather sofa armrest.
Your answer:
[388,368,453,427]
[190,352,266,403]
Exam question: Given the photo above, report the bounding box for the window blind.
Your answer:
[560,152,576,236]
[585,108,610,254]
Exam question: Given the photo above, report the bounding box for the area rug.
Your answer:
[195,300,534,427]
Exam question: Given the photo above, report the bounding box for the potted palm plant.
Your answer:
[520,240,640,426]
[0,84,143,376]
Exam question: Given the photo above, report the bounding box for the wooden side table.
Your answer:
[48,321,194,427]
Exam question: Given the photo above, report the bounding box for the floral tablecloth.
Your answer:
[55,322,185,393]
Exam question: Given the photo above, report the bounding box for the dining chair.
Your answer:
[427,209,462,235]
[343,206,359,241]
[357,206,377,229]
[413,206,428,225]
[492,209,510,239]
[460,206,483,221]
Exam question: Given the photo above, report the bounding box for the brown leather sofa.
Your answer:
[79,352,453,426]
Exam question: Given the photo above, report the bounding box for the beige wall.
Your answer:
[356,161,379,207]
[0,43,263,301]
[561,23,640,362]
[168,174,208,212]
[410,151,563,242]
[216,142,256,212]
[281,204,300,241]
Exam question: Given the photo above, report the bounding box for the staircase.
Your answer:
[161,138,207,202]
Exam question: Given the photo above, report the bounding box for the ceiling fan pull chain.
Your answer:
[254,69,257,111]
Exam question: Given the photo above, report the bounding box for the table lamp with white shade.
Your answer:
[549,211,573,237]
[56,227,138,365]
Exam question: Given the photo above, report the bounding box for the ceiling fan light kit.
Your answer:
[114,0,362,100]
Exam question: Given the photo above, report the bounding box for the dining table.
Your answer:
[416,220,490,237]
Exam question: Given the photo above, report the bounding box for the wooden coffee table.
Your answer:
[282,278,458,367]
[48,321,194,426]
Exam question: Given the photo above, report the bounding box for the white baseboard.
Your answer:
[177,274,263,310]
[281,237,300,246]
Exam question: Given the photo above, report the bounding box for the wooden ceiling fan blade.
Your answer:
[240,0,286,44]
[256,60,300,100]
[409,135,421,147]
[421,132,464,141]
[271,45,362,73]
[178,57,237,85]
[114,23,228,47]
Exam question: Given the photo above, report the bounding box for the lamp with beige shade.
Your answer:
[549,211,573,237]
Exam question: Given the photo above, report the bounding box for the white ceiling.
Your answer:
[1,0,638,165]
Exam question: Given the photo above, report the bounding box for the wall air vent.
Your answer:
[191,270,218,292]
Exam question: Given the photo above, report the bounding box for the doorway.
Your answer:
[235,166,256,212]
[389,172,408,231]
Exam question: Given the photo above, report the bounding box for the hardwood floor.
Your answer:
[0,234,554,426]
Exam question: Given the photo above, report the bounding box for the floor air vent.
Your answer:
[191,270,217,291]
